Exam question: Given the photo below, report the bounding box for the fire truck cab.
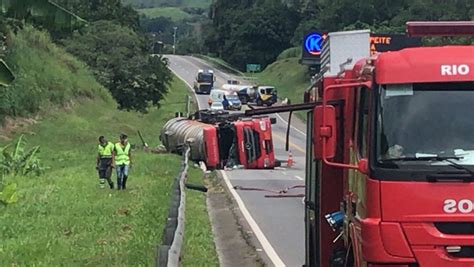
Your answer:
[305,22,474,267]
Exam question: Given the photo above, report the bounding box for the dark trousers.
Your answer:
[98,157,114,188]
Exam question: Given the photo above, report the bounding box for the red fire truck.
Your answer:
[310,21,474,267]
[160,110,276,169]
[246,21,474,267]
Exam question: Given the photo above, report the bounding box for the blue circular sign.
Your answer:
[304,33,323,56]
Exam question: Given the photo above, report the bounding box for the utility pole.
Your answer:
[173,27,178,54]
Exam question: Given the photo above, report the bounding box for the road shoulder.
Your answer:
[206,171,267,267]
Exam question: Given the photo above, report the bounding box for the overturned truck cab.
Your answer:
[160,110,277,169]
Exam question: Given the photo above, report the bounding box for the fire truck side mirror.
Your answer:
[314,105,336,160]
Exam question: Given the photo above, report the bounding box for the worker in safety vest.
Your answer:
[96,136,115,189]
[112,133,132,190]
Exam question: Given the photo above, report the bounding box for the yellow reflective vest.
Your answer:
[115,142,131,165]
[98,142,114,158]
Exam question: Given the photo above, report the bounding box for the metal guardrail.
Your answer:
[156,145,191,267]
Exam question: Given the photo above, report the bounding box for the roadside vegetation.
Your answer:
[0,25,108,123]
[0,0,218,266]
[181,168,219,266]
[255,57,309,105]
[123,0,211,9]
[204,0,473,71]
[138,7,192,21]
[0,77,218,266]
[127,0,211,55]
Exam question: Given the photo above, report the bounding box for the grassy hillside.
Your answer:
[138,6,192,20]
[1,26,109,123]
[255,57,309,104]
[123,0,211,9]
[0,75,218,265]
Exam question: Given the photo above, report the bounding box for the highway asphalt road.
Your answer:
[166,55,307,267]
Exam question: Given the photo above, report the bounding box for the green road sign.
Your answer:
[246,64,261,73]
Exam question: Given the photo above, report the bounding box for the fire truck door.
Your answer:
[305,109,321,267]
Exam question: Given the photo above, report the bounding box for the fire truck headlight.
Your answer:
[325,211,344,231]
[264,158,270,168]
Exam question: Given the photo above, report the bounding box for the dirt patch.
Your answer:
[0,116,39,140]
[205,172,265,267]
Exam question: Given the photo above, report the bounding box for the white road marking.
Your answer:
[276,113,307,137]
[169,56,286,266]
[295,175,304,181]
[220,171,286,267]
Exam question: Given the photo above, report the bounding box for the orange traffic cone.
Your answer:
[287,150,294,168]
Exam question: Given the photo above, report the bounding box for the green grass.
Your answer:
[0,77,218,266]
[182,0,212,9]
[138,7,192,20]
[1,25,108,123]
[181,168,218,266]
[277,46,302,60]
[254,57,309,104]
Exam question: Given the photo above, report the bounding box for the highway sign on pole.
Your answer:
[246,64,261,73]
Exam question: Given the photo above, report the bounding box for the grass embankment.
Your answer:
[255,57,309,105]
[1,26,108,123]
[181,168,219,266]
[0,75,218,265]
[138,7,192,20]
[253,56,310,121]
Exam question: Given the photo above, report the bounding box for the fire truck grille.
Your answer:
[447,246,474,258]
[434,222,474,234]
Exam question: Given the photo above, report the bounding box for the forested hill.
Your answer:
[122,0,211,8]
[203,0,473,70]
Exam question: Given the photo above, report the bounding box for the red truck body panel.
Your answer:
[203,126,219,168]
[376,46,474,84]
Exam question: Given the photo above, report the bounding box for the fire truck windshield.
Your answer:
[376,82,474,168]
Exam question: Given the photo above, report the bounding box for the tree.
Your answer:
[205,0,300,70]
[63,20,172,112]
[53,0,140,30]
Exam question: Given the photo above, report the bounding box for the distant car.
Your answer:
[225,93,242,110]
[210,102,224,111]
[227,79,240,85]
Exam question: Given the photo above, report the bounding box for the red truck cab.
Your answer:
[306,22,474,267]
[234,116,275,169]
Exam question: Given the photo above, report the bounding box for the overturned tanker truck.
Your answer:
[160,110,278,169]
